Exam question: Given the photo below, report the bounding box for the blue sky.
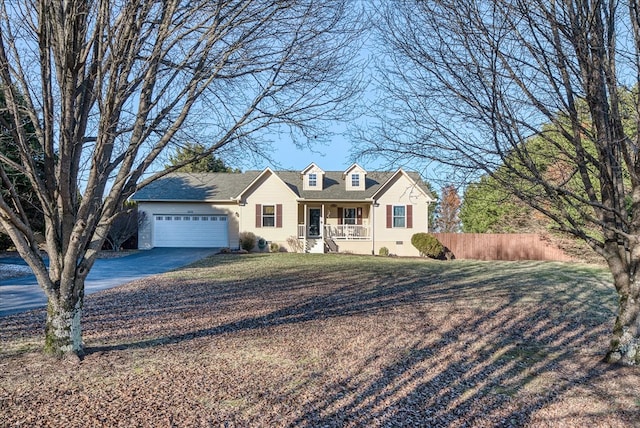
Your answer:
[263,136,357,172]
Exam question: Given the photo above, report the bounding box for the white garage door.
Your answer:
[153,214,229,247]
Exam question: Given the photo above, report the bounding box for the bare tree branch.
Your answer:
[360,0,640,365]
[0,0,365,356]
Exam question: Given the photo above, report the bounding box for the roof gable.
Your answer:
[301,162,324,175]
[342,163,367,178]
[371,169,435,201]
[238,167,299,199]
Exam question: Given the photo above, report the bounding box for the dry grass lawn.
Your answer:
[1,253,639,427]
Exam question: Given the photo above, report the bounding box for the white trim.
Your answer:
[301,162,324,175]
[261,203,277,228]
[297,198,375,202]
[392,204,407,228]
[308,173,318,187]
[343,207,357,225]
[342,162,367,177]
[308,207,322,237]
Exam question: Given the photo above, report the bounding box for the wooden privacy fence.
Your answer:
[431,233,573,262]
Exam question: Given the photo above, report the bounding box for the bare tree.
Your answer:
[361,0,640,365]
[434,185,461,233]
[0,0,364,357]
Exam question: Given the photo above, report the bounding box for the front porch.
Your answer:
[296,202,372,253]
[297,203,372,241]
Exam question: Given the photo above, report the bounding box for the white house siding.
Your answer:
[373,173,430,257]
[238,172,299,250]
[137,201,239,249]
[336,241,374,255]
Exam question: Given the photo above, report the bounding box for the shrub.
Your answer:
[239,231,257,252]
[105,204,144,251]
[286,235,304,253]
[378,246,390,256]
[269,242,280,253]
[411,233,445,259]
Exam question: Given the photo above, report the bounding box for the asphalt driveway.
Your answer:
[0,248,219,316]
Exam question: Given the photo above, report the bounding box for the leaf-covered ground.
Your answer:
[1,253,639,427]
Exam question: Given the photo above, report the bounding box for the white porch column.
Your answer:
[321,204,325,238]
[303,203,307,252]
[371,201,376,255]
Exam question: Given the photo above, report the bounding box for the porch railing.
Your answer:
[324,225,370,240]
[298,224,371,240]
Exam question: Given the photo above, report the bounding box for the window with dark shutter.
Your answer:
[344,208,356,225]
[393,206,406,228]
[262,205,275,227]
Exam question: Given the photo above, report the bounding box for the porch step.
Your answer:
[324,238,338,253]
[306,239,324,254]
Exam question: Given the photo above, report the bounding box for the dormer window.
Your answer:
[344,163,367,191]
[302,163,324,191]
[351,173,360,188]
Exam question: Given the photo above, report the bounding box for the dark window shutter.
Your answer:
[255,204,262,228]
[276,204,283,228]
[338,207,343,225]
[357,208,363,225]
[406,205,413,228]
[386,205,392,228]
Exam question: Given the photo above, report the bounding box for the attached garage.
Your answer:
[152,214,229,248]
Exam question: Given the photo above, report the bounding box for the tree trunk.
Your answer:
[44,293,84,357]
[605,274,640,365]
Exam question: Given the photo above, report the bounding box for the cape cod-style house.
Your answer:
[132,163,435,256]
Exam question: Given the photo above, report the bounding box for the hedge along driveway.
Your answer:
[2,253,638,427]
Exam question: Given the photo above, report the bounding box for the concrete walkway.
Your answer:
[0,248,219,316]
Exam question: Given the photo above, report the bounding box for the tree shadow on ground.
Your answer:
[2,255,635,425]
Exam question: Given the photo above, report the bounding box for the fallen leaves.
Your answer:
[0,254,638,427]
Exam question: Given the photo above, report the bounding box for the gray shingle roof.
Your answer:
[132,172,260,201]
[132,169,433,202]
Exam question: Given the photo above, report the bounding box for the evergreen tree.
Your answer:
[0,90,44,249]
[460,176,531,233]
[166,142,239,173]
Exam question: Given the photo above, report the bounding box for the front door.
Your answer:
[309,208,321,237]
